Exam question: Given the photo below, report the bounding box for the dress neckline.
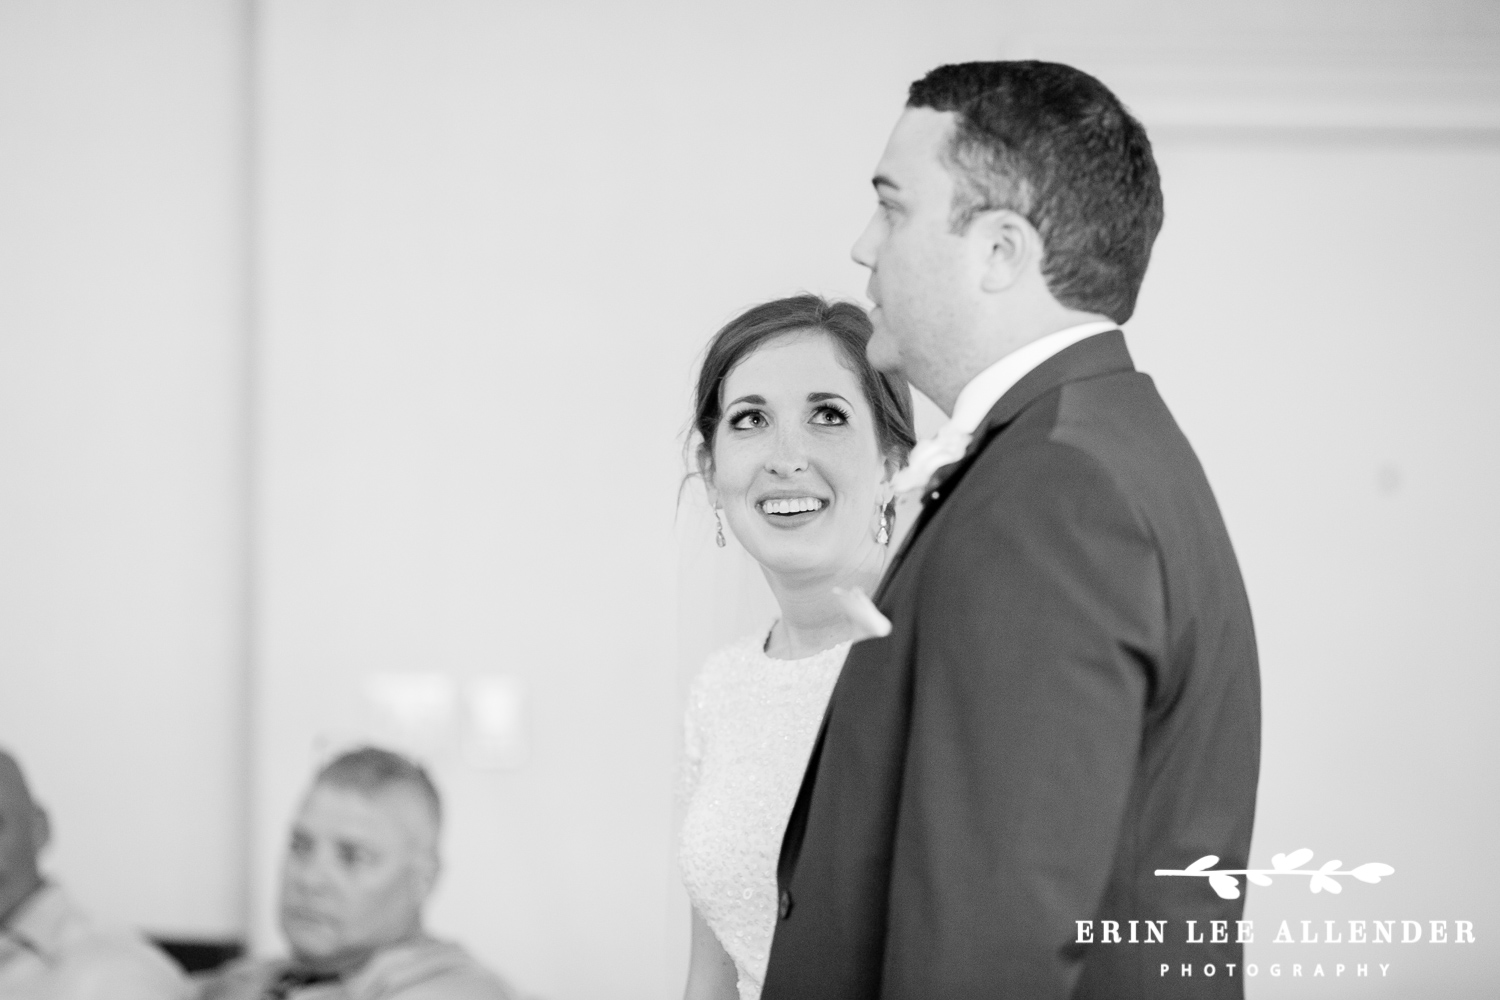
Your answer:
[758,625,852,664]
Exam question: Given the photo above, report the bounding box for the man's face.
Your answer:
[278,783,436,965]
[852,108,983,407]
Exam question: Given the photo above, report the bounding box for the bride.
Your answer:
[678,294,914,1000]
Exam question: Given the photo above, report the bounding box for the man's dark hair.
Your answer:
[908,61,1164,323]
[316,746,442,829]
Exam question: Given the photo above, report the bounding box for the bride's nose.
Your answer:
[765,424,809,476]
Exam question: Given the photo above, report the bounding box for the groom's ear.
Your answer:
[972,208,1038,294]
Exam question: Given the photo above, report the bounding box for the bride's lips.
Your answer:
[756,494,830,528]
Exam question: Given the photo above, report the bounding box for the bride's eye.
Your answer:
[810,404,850,426]
[727,408,767,430]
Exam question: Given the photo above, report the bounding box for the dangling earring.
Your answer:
[876,502,891,546]
[714,508,727,548]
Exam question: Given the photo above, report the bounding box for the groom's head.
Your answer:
[853,61,1162,410]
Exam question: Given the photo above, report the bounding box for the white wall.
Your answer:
[0,0,249,936]
[1,2,1495,997]
[251,3,1499,998]
[1132,138,1500,997]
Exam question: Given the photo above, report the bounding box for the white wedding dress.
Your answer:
[678,632,849,1000]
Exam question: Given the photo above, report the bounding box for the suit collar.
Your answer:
[877,330,1133,595]
[978,328,1129,440]
[945,321,1119,437]
[927,329,1132,492]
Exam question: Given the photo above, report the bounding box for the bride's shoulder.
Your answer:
[683,633,763,731]
[690,632,767,690]
[710,630,769,663]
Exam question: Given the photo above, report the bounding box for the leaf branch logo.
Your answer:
[1155,850,1395,900]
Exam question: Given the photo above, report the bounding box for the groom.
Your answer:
[763,62,1260,999]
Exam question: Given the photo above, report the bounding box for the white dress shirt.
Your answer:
[0,882,187,1000]
[890,321,1118,496]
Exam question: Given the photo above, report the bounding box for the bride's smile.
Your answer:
[756,495,827,518]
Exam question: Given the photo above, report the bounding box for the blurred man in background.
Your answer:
[0,748,189,1000]
[199,747,515,1000]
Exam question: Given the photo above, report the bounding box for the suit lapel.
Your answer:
[875,330,1134,597]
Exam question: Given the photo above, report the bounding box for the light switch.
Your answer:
[464,674,527,770]
[361,672,458,757]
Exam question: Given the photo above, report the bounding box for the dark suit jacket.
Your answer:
[762,331,1261,1000]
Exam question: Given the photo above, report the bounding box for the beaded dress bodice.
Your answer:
[678,633,849,1000]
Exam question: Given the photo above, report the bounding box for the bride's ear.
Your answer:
[880,452,900,501]
[697,444,719,507]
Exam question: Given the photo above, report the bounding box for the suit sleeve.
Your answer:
[882,442,1164,999]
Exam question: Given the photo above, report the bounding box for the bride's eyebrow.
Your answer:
[725,394,766,409]
[808,392,851,405]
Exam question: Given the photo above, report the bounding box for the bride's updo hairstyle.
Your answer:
[692,294,915,479]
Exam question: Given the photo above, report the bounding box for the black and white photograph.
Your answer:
[1,1,1496,998]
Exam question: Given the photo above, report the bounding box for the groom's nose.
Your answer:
[852,210,880,270]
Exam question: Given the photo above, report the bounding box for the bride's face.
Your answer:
[707,330,891,582]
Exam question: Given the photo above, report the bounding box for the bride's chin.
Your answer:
[753,541,862,582]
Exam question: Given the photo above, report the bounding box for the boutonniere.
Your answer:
[889,424,973,496]
[832,585,892,641]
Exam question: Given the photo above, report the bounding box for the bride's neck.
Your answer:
[763,547,885,660]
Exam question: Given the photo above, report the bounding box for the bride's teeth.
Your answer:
[762,497,824,514]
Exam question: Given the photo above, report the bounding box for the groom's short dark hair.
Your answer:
[908,61,1163,324]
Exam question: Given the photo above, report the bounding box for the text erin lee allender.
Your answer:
[1074,918,1475,946]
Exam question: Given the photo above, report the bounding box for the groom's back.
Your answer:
[1050,366,1261,749]
[981,362,1262,996]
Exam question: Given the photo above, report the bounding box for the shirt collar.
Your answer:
[342,936,468,1000]
[946,321,1119,436]
[1,882,74,961]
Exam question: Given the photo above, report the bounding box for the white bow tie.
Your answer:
[890,422,973,497]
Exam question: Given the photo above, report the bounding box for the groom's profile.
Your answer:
[763,62,1260,999]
